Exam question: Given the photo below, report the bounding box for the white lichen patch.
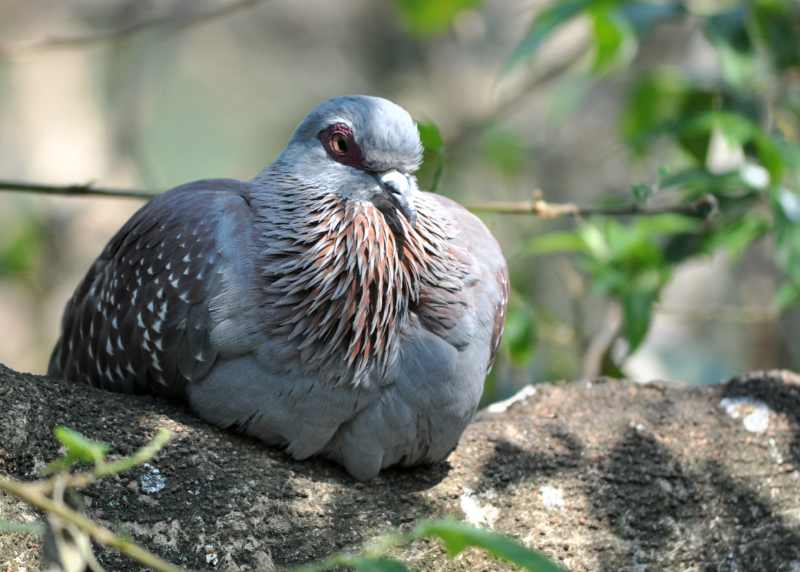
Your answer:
[719,397,770,433]
[459,488,499,528]
[205,544,219,567]
[539,485,565,510]
[486,385,537,414]
[768,438,784,465]
[139,462,167,494]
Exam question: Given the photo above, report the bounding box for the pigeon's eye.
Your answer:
[320,123,363,167]
[330,133,348,155]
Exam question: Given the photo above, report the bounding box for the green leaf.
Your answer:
[752,132,785,184]
[418,121,444,155]
[752,0,800,72]
[621,70,687,154]
[704,7,756,86]
[415,520,566,572]
[620,286,657,353]
[630,214,701,237]
[579,223,610,260]
[705,7,751,52]
[704,215,771,259]
[589,6,636,74]
[53,426,110,464]
[417,121,445,192]
[630,182,654,204]
[525,231,588,255]
[394,0,482,35]
[507,0,594,69]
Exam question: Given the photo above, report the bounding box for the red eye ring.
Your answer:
[319,123,364,168]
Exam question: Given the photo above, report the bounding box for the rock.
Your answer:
[2,364,800,571]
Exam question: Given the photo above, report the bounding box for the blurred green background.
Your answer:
[0,0,798,404]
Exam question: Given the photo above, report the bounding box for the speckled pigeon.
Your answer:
[48,96,509,480]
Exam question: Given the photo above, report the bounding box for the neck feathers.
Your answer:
[257,185,462,386]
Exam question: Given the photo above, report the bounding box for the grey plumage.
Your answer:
[49,96,508,480]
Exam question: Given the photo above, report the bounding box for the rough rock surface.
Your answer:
[2,364,800,571]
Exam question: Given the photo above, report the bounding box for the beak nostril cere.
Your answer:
[378,170,416,226]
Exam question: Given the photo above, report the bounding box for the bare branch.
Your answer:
[0,180,156,200]
[1,0,266,56]
[467,193,719,220]
[0,179,720,223]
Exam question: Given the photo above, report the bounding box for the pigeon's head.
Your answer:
[276,95,423,226]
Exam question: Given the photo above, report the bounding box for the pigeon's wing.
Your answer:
[48,179,258,398]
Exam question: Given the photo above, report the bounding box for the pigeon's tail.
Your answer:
[47,338,63,378]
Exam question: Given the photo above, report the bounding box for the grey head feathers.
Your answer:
[276,95,423,175]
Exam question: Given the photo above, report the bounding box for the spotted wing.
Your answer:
[48,179,255,398]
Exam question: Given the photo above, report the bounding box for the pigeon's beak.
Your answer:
[378,170,417,227]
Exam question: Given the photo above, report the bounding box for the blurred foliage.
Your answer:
[393,0,482,35]
[0,212,46,283]
[2,0,798,387]
[417,121,445,191]
[414,0,800,376]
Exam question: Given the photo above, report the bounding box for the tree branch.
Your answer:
[0,180,156,200]
[0,179,720,221]
[1,0,266,56]
[466,193,719,220]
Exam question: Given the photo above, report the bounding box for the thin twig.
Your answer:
[0,180,157,200]
[0,477,184,572]
[1,0,265,56]
[467,193,719,220]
